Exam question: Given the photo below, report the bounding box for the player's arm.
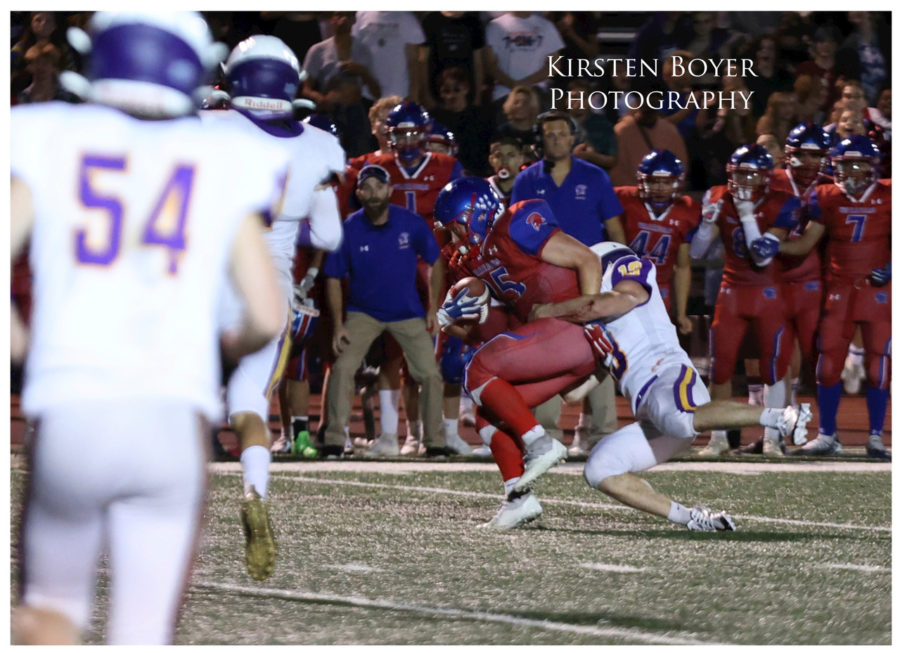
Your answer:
[10,176,34,364]
[221,212,286,360]
[603,215,626,244]
[673,243,693,335]
[689,194,722,259]
[532,279,649,324]
[540,231,603,294]
[776,221,825,257]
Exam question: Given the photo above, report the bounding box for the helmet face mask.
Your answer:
[434,178,504,246]
[636,149,684,212]
[224,35,303,119]
[727,144,774,203]
[785,147,827,187]
[835,159,874,197]
[385,101,431,165]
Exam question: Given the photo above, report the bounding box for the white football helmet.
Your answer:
[589,241,634,271]
[223,35,306,119]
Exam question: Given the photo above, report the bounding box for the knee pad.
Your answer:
[583,423,655,488]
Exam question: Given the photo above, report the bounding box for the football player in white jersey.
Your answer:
[531,243,814,531]
[10,12,287,644]
[199,35,345,581]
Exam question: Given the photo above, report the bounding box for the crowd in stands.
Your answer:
[10,10,892,459]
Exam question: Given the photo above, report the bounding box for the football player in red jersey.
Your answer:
[761,135,891,459]
[616,149,700,334]
[689,144,802,456]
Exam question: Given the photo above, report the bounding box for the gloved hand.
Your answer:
[870,261,891,286]
[701,199,724,224]
[750,233,780,260]
[437,287,488,327]
[293,267,319,303]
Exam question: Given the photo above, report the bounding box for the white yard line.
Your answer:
[190,580,722,645]
[819,563,890,573]
[580,563,648,573]
[214,467,892,533]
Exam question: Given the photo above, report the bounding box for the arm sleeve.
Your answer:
[308,186,343,252]
[689,221,717,259]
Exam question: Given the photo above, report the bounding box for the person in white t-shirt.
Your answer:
[352,11,425,100]
[485,12,564,103]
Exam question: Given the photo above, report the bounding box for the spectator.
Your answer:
[493,85,542,161]
[16,42,79,104]
[793,74,828,124]
[352,11,424,100]
[420,11,486,107]
[659,50,704,140]
[11,11,77,98]
[547,11,600,92]
[744,33,795,118]
[716,73,757,147]
[677,12,736,86]
[430,67,494,176]
[484,12,564,111]
[755,91,797,145]
[628,12,681,63]
[839,12,889,104]
[322,165,447,458]
[608,104,689,187]
[262,12,323,64]
[796,25,841,112]
[566,78,618,171]
[756,133,785,166]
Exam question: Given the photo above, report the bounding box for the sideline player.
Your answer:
[10,11,286,644]
[202,34,345,580]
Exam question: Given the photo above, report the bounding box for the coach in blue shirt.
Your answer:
[511,111,626,246]
[510,111,623,456]
[322,164,446,457]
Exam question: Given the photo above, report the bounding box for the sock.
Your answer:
[848,344,864,367]
[790,377,800,408]
[240,445,270,498]
[816,381,842,436]
[668,501,692,525]
[378,389,401,435]
[478,377,540,441]
[291,416,309,439]
[491,430,526,482]
[747,383,763,405]
[709,429,727,443]
[758,409,781,428]
[520,425,546,446]
[576,412,592,430]
[443,417,459,438]
[866,386,889,437]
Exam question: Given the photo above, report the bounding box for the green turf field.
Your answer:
[10,458,891,645]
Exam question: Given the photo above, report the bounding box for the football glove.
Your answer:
[701,199,724,224]
[437,287,487,327]
[750,233,780,260]
[870,261,891,286]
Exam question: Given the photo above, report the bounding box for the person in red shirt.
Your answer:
[689,144,801,456]
[616,149,700,334]
[765,135,891,459]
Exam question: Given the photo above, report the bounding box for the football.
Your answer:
[449,276,489,321]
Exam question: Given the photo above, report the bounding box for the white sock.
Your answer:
[240,445,270,499]
[747,383,763,402]
[521,425,546,446]
[668,501,692,525]
[378,389,401,435]
[503,477,520,497]
[576,412,592,429]
[709,429,727,443]
[764,378,787,409]
[758,409,782,428]
[790,377,800,407]
[406,419,422,441]
[478,424,497,446]
[443,417,459,438]
[848,344,864,366]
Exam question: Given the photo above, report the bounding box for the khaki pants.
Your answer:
[324,311,444,448]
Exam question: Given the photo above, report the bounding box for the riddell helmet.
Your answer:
[784,123,832,187]
[426,121,459,156]
[224,35,306,119]
[303,113,341,139]
[434,177,504,246]
[386,100,432,165]
[636,149,684,212]
[61,11,228,118]
[830,134,881,198]
[589,241,635,272]
[727,144,775,202]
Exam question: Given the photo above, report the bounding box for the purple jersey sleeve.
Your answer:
[508,200,560,256]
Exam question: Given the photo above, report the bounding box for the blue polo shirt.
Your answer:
[511,156,623,246]
[324,205,441,322]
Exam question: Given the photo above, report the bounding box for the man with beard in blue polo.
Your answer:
[510,110,626,458]
[322,164,447,458]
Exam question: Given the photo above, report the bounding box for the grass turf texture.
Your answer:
[10,461,890,645]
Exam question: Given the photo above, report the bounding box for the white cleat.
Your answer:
[513,437,567,493]
[362,433,400,458]
[444,430,473,455]
[777,403,812,446]
[792,434,841,456]
[686,506,736,532]
[697,432,732,457]
[400,438,423,456]
[762,437,786,458]
[470,444,493,457]
[567,428,588,457]
[478,492,543,530]
[270,434,292,454]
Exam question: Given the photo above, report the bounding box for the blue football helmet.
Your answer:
[223,35,305,119]
[434,177,504,246]
[303,113,341,139]
[426,121,458,156]
[636,149,685,211]
[61,11,228,118]
[784,123,832,186]
[727,144,775,202]
[830,135,880,197]
[386,100,432,165]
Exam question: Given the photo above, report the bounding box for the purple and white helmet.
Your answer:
[223,35,307,119]
[62,11,228,118]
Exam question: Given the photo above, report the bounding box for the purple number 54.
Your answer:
[76,155,194,274]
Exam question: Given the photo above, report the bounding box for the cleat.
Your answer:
[270,434,292,454]
[362,433,400,458]
[445,430,473,455]
[400,438,422,456]
[567,428,588,457]
[513,437,567,493]
[777,403,812,445]
[762,437,786,458]
[478,492,543,530]
[291,429,318,458]
[470,444,493,457]
[737,437,763,455]
[791,434,840,456]
[686,506,736,532]
[697,432,732,457]
[866,436,891,460]
[241,487,276,581]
